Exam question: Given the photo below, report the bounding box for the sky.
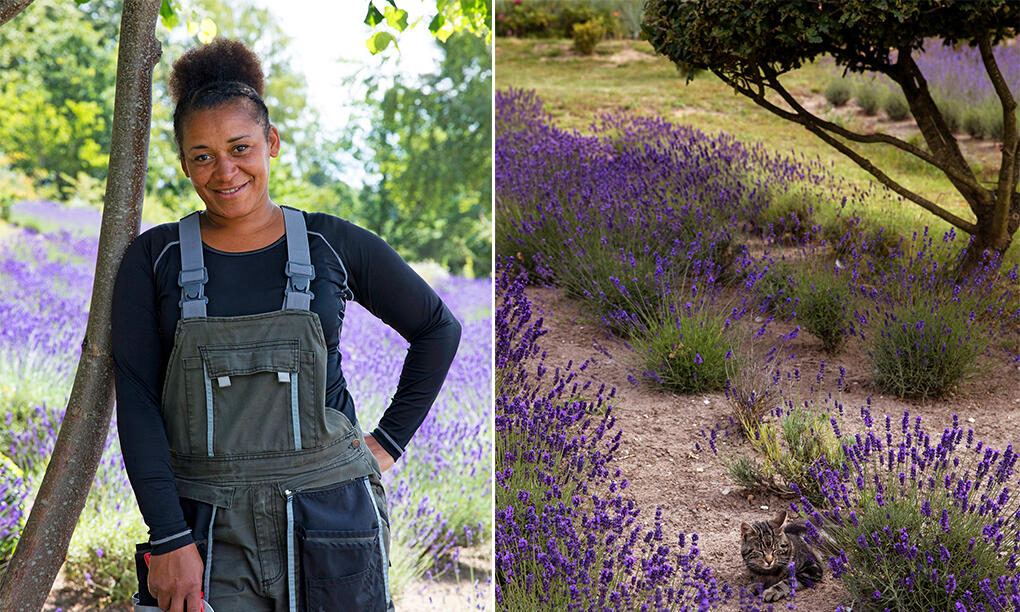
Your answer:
[249,0,444,135]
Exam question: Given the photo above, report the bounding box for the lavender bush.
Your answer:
[0,452,27,563]
[845,228,1018,396]
[871,299,985,399]
[496,88,849,337]
[793,267,853,354]
[800,410,1020,610]
[496,258,729,610]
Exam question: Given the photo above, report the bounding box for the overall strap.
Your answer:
[178,212,208,318]
[282,206,314,310]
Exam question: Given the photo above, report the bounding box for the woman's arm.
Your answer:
[331,218,462,462]
[112,234,195,555]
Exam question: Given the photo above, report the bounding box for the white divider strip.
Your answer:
[290,372,301,449]
[362,477,390,607]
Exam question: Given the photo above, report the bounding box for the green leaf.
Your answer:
[364,3,384,28]
[366,31,396,54]
[428,13,446,35]
[384,6,409,32]
[159,0,179,30]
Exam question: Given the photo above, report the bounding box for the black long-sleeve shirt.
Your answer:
[112,209,461,554]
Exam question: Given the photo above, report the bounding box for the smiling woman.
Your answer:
[111,38,462,612]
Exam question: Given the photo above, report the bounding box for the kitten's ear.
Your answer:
[741,522,750,539]
[771,510,787,529]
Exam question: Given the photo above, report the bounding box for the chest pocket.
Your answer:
[183,339,318,456]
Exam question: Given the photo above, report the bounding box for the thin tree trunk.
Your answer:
[0,1,160,609]
[0,0,34,27]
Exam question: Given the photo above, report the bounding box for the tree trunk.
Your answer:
[0,0,34,28]
[959,192,1020,274]
[0,1,160,609]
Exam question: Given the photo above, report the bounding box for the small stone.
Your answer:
[703,399,710,405]
[747,494,754,501]
[695,467,704,473]
[968,417,975,423]
[722,487,730,495]
[760,505,769,510]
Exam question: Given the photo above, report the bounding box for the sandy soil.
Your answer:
[525,284,1020,611]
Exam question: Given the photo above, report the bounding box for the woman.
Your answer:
[112,39,461,612]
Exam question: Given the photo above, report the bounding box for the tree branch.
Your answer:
[0,0,33,27]
[715,68,978,235]
[759,65,981,192]
[895,51,988,210]
[978,33,1019,246]
[0,1,161,609]
[803,122,978,234]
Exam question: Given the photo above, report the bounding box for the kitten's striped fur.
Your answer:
[740,510,824,602]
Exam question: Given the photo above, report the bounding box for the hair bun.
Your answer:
[169,38,265,105]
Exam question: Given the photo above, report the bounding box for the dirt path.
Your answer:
[526,285,1020,611]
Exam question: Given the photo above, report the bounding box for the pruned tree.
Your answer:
[642,0,1018,272]
[0,0,160,609]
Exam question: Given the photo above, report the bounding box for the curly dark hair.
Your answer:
[169,38,271,150]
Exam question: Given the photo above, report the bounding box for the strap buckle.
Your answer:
[285,262,315,279]
[178,267,209,287]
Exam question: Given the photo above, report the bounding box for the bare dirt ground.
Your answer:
[525,284,1020,611]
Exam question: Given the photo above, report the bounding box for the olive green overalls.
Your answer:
[146,207,391,612]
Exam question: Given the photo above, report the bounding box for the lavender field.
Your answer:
[495,84,1020,611]
[836,41,1020,140]
[0,220,492,608]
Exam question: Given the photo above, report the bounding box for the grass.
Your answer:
[495,37,1019,268]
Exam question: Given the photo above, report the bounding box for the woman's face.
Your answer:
[179,100,280,221]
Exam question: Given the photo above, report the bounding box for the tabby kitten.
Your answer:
[740,510,824,602]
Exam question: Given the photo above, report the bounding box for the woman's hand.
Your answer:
[364,434,395,472]
[148,543,205,612]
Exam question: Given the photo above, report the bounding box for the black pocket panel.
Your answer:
[293,479,385,611]
[300,528,384,611]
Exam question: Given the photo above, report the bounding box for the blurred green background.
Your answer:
[0,0,492,277]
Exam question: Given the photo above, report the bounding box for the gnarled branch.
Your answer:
[715,67,978,234]
[977,33,1019,246]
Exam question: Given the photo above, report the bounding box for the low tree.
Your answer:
[360,31,492,276]
[643,0,1018,271]
[0,0,118,190]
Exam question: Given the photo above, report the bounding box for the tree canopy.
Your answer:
[359,31,492,276]
[364,0,491,54]
[643,0,1019,269]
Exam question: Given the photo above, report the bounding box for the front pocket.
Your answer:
[190,340,307,455]
[301,528,383,611]
[290,479,388,612]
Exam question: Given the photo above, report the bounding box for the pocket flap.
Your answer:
[176,478,235,508]
[199,339,299,378]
